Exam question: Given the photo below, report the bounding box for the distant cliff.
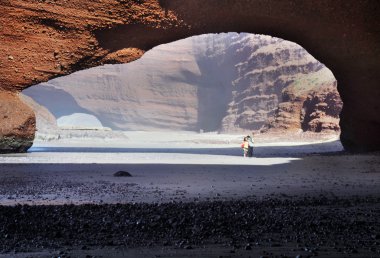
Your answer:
[22,33,342,133]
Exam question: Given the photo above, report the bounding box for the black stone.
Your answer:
[113,171,132,177]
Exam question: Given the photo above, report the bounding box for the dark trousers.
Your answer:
[248,147,253,157]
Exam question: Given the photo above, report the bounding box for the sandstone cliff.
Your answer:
[1,0,379,152]
[23,33,342,134]
[20,94,57,131]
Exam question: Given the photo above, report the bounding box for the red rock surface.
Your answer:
[0,91,35,153]
[265,81,342,134]
[0,0,379,152]
[301,85,342,133]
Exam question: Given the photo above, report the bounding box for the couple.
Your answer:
[241,134,254,157]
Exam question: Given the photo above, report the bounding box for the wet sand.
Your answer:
[0,142,378,205]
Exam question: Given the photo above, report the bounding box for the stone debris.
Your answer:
[113,170,132,177]
[0,196,379,255]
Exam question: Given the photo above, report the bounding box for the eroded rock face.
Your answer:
[20,94,58,132]
[301,85,343,133]
[0,92,35,153]
[24,34,340,133]
[0,0,379,152]
[264,69,342,133]
[219,35,340,133]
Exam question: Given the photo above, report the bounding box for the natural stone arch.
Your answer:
[0,0,379,152]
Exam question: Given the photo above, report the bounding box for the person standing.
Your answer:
[247,134,254,157]
[241,137,249,157]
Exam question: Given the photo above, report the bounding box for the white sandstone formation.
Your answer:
[22,33,341,133]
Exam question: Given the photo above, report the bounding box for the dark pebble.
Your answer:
[113,171,132,177]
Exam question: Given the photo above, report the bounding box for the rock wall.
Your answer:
[301,85,342,133]
[20,94,57,131]
[0,92,35,153]
[219,35,340,133]
[23,34,340,133]
[0,0,379,152]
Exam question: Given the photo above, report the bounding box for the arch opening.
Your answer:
[21,32,343,153]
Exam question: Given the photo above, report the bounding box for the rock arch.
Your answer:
[1,0,379,152]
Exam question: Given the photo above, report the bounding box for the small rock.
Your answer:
[8,55,14,60]
[113,171,132,177]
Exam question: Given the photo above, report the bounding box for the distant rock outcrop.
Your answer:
[57,113,107,130]
[218,34,341,133]
[23,33,342,134]
[301,85,342,132]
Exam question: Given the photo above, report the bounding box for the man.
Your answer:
[247,134,254,157]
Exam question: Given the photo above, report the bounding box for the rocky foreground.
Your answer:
[1,196,380,257]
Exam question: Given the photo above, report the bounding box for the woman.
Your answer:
[241,137,249,157]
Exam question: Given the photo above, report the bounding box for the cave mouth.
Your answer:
[21,32,343,152]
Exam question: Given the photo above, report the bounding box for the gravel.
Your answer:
[1,195,379,256]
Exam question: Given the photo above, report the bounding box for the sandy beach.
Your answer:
[1,132,379,257]
[0,132,354,205]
